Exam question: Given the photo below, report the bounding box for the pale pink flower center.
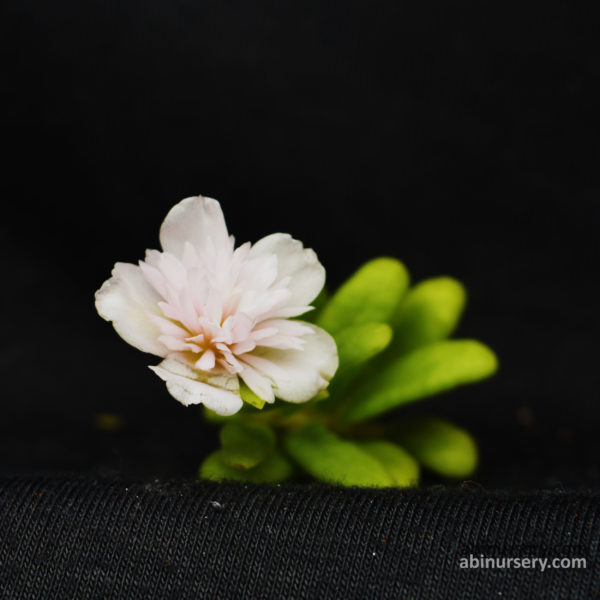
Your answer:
[139,240,311,376]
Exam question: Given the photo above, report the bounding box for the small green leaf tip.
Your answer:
[340,339,498,423]
[391,277,466,354]
[220,421,276,469]
[239,381,266,410]
[317,258,409,335]
[334,322,393,379]
[200,448,294,483]
[359,441,419,487]
[393,417,478,478]
[284,423,394,487]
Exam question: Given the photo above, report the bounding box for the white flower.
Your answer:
[95,196,338,416]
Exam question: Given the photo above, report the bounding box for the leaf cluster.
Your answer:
[200,258,497,487]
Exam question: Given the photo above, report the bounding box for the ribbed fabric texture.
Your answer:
[1,474,598,599]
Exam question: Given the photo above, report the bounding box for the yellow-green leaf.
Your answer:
[394,417,478,478]
[334,322,393,378]
[391,277,466,354]
[340,339,498,423]
[317,258,409,335]
[283,423,393,487]
[220,421,275,469]
[240,381,266,410]
[359,441,419,487]
[199,448,294,483]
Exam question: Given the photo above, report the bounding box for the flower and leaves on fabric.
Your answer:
[96,196,497,488]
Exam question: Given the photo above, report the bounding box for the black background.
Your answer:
[1,1,599,488]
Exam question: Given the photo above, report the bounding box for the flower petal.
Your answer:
[249,233,325,308]
[195,349,216,371]
[239,364,276,404]
[149,359,242,416]
[248,323,338,403]
[159,196,231,258]
[95,262,167,356]
[242,354,289,382]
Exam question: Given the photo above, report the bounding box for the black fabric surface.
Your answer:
[1,474,599,600]
[2,1,600,597]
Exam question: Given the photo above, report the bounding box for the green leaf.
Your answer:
[325,322,393,402]
[317,258,409,335]
[359,441,419,487]
[391,277,466,354]
[393,417,478,478]
[199,448,294,483]
[340,339,498,423]
[220,421,276,469]
[240,381,266,410]
[312,389,330,401]
[283,423,393,487]
[334,322,393,380]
